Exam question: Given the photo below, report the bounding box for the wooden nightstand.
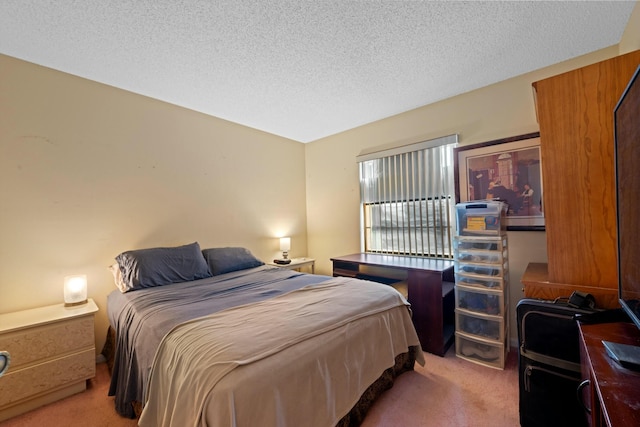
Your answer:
[0,299,98,422]
[269,258,315,274]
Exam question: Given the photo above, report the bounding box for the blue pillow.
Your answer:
[202,247,264,276]
[116,242,212,292]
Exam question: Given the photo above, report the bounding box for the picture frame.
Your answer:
[454,132,544,231]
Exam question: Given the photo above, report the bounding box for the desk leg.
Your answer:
[408,270,447,356]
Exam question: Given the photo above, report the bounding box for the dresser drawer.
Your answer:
[0,317,95,369]
[0,349,95,407]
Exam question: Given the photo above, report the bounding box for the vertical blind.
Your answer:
[358,135,458,258]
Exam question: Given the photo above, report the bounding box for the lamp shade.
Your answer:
[280,237,291,251]
[64,275,87,306]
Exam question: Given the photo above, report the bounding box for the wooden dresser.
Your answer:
[527,50,640,308]
[0,299,98,422]
[331,253,455,356]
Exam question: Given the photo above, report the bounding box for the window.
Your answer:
[358,135,458,258]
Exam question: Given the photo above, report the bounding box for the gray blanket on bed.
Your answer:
[107,266,329,418]
[138,276,423,427]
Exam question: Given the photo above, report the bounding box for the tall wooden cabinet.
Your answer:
[526,50,640,308]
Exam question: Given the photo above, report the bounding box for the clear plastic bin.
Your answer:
[456,201,507,236]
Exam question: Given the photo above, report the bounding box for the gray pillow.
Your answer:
[202,247,264,276]
[116,242,212,292]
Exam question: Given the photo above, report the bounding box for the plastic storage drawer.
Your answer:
[454,239,496,251]
[454,234,507,251]
[454,261,507,278]
[455,251,506,264]
[455,309,504,341]
[455,285,505,316]
[454,273,504,290]
[455,332,506,369]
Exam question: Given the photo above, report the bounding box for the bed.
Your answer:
[104,243,425,426]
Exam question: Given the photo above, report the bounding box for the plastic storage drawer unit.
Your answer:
[453,232,509,369]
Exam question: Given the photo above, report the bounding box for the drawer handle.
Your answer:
[0,351,9,377]
[577,379,591,415]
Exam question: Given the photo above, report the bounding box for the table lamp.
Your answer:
[64,274,88,306]
[274,237,292,264]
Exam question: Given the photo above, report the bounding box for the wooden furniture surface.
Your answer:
[521,262,618,309]
[0,299,98,422]
[531,50,640,307]
[579,321,640,427]
[331,253,455,356]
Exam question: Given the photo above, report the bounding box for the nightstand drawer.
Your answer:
[0,348,95,407]
[0,317,95,368]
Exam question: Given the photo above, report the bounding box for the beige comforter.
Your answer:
[139,277,424,427]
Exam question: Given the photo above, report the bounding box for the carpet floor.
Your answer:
[2,347,519,427]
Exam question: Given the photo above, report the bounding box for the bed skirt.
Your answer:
[102,327,418,425]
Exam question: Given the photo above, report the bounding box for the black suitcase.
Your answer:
[517,298,596,427]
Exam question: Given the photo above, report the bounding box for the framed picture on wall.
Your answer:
[454,132,544,231]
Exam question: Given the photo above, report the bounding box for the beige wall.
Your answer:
[306,0,639,280]
[621,1,640,54]
[0,54,308,351]
[304,45,626,345]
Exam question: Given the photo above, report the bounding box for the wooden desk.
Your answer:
[331,253,455,356]
[579,321,640,427]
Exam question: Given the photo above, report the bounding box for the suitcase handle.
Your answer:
[520,348,581,373]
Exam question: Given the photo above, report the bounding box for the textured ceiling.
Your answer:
[0,1,635,143]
